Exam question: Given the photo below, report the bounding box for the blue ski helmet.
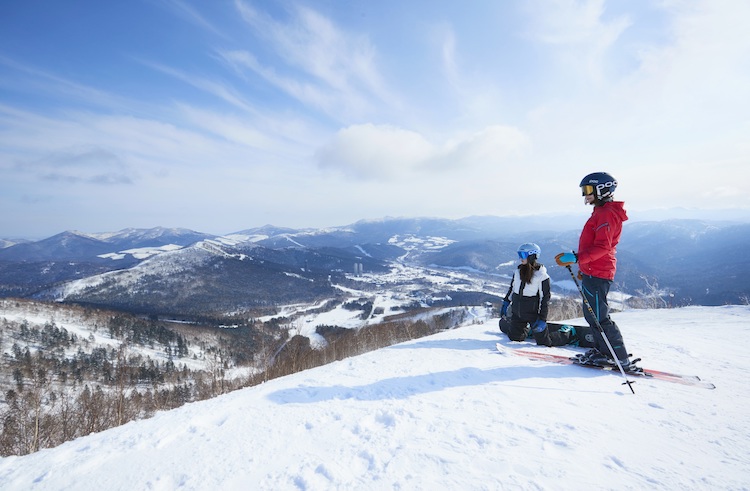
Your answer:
[517,242,541,260]
[580,172,617,201]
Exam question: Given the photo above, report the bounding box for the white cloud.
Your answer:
[316,124,530,181]
[315,124,432,180]
[433,126,531,172]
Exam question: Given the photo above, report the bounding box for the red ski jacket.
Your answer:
[577,201,628,280]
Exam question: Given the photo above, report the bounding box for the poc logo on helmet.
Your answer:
[596,180,617,193]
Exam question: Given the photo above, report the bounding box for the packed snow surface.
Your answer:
[0,306,748,490]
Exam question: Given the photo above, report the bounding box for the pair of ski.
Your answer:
[496,344,716,390]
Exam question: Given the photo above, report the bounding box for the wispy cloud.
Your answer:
[521,0,632,85]
[231,1,399,121]
[161,0,227,39]
[0,55,134,111]
[140,59,261,116]
[218,49,340,117]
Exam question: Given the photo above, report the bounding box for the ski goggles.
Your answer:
[517,251,533,259]
[581,185,595,196]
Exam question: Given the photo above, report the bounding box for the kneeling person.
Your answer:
[499,243,550,341]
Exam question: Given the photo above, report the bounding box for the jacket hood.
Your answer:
[601,201,628,222]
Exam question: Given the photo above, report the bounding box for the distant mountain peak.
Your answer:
[231,224,301,237]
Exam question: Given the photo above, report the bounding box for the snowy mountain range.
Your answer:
[0,227,214,261]
[1,216,749,316]
[0,305,747,490]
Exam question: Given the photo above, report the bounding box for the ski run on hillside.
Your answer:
[0,306,748,490]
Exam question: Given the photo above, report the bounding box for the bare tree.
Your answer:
[630,275,669,309]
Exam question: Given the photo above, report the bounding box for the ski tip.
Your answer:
[495,343,506,354]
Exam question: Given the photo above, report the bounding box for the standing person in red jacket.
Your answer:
[555,172,634,371]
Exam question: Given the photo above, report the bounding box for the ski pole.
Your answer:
[564,264,635,394]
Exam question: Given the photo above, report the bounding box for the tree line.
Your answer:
[0,298,584,457]
[0,302,274,457]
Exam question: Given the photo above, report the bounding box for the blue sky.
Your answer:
[1,0,749,238]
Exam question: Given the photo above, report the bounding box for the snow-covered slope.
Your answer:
[0,306,747,490]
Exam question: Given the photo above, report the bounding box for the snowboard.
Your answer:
[497,344,716,390]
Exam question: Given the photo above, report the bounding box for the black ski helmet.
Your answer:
[580,172,617,201]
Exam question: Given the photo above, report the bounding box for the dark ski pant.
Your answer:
[581,274,629,361]
[533,325,575,347]
[498,317,530,342]
[499,318,578,347]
